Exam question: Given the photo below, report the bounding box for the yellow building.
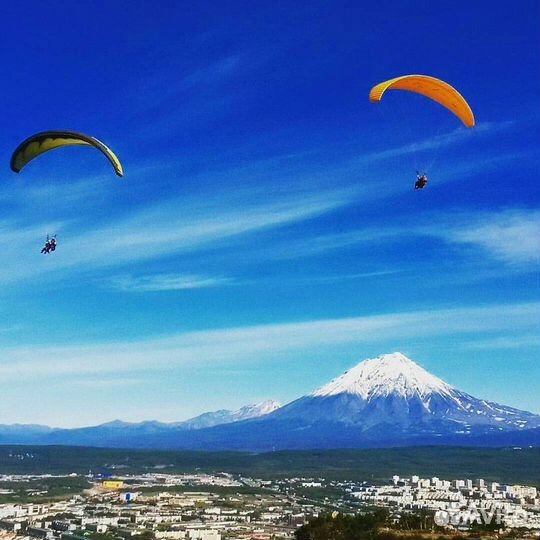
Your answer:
[102,480,124,490]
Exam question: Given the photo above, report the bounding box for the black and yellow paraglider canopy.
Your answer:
[10,131,123,177]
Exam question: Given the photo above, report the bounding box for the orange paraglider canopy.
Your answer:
[369,75,475,128]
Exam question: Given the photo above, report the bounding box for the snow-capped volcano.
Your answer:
[266,352,540,440]
[312,352,454,400]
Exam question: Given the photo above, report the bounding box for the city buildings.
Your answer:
[0,471,538,540]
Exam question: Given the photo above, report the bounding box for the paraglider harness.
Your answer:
[41,235,57,254]
[415,172,428,190]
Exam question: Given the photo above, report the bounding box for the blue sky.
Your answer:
[0,0,538,427]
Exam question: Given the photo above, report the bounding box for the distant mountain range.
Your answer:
[1,353,539,450]
[0,400,281,447]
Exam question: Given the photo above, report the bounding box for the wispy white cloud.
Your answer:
[262,229,397,260]
[58,186,356,266]
[0,302,536,381]
[432,210,540,265]
[124,52,264,140]
[110,270,401,291]
[287,270,404,284]
[0,184,357,284]
[128,54,244,115]
[462,335,540,350]
[0,162,165,207]
[1,173,111,205]
[183,55,242,86]
[110,273,234,292]
[0,221,60,244]
[66,377,146,389]
[262,208,540,269]
[361,121,515,164]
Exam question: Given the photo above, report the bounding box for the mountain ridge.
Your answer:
[0,353,538,450]
[0,400,281,444]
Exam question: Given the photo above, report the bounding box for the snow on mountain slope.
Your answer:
[312,352,454,399]
[179,400,281,429]
[236,400,281,417]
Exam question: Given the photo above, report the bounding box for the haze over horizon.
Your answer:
[0,1,538,427]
